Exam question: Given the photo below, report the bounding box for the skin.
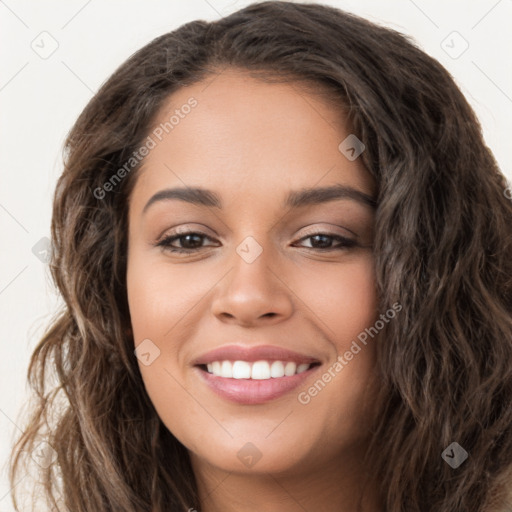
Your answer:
[127,69,382,512]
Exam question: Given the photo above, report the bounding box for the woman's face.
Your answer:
[127,69,379,478]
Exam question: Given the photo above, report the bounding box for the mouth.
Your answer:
[197,360,322,379]
[194,359,322,405]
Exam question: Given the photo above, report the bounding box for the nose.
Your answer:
[210,245,294,327]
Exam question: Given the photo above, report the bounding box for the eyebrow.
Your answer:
[142,184,377,214]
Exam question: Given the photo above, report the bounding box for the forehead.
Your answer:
[130,69,375,210]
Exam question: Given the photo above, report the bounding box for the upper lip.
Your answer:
[192,344,321,366]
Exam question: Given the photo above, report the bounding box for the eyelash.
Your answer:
[155,230,357,254]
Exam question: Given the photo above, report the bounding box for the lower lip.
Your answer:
[194,365,321,405]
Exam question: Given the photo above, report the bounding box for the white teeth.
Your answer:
[270,361,285,378]
[251,361,271,380]
[212,361,221,375]
[205,360,314,379]
[296,363,310,374]
[284,362,296,376]
[232,360,251,379]
[221,361,232,378]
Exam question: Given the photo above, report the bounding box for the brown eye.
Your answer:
[294,233,357,251]
[156,232,218,253]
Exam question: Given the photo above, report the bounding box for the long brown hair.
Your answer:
[10,2,512,511]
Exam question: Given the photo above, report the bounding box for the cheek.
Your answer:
[126,251,210,431]
[296,254,378,341]
[126,251,213,341]
[291,255,379,429]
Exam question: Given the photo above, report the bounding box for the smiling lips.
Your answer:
[193,344,322,404]
[192,344,321,366]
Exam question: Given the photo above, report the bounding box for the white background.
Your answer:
[1,0,511,509]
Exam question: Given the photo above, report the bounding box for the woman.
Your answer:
[10,2,512,511]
